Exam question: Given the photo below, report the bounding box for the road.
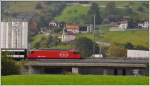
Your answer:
[26,58,148,64]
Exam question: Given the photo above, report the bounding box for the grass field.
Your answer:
[102,30,149,48]
[77,30,149,48]
[2,74,148,85]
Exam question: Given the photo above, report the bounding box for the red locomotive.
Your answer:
[27,49,81,59]
[1,48,81,59]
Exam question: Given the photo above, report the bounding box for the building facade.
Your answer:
[1,22,28,48]
[127,50,149,58]
[65,23,80,34]
[138,21,149,29]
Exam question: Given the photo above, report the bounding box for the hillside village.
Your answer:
[1,1,149,85]
[1,1,149,58]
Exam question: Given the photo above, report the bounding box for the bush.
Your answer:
[107,43,127,58]
[124,42,134,49]
[101,46,109,57]
[135,45,149,50]
[1,53,20,76]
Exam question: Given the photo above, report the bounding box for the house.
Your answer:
[109,20,128,31]
[118,20,128,30]
[66,23,93,33]
[138,21,149,29]
[127,50,149,58]
[79,24,93,33]
[60,29,76,42]
[61,34,76,42]
[65,23,80,34]
[49,21,57,27]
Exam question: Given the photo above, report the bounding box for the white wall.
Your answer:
[127,50,149,58]
[0,22,28,49]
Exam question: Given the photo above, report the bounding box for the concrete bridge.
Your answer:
[19,58,149,75]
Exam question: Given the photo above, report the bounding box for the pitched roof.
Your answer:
[65,24,79,30]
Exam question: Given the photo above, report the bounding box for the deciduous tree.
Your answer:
[87,3,102,25]
[105,2,116,16]
[2,53,20,75]
[74,37,99,58]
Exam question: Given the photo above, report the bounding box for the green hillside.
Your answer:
[55,4,89,24]
[2,1,148,22]
[7,2,38,13]
[102,30,149,48]
[31,34,49,48]
[55,1,148,24]
[77,30,149,48]
[2,1,149,49]
[4,1,146,13]
[96,1,143,8]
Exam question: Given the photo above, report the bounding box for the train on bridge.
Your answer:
[1,48,81,59]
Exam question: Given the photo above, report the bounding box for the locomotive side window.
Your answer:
[14,52,26,55]
[1,48,27,59]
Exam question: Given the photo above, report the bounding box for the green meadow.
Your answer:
[77,30,149,48]
[2,74,148,85]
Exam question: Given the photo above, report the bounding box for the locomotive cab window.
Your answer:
[73,51,80,54]
[28,51,34,54]
[30,51,35,54]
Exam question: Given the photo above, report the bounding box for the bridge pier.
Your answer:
[20,66,28,74]
[132,69,140,76]
[72,67,79,74]
[116,69,124,75]
[28,66,35,74]
[103,69,108,75]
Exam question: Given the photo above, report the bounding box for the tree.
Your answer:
[107,43,127,58]
[48,35,60,47]
[38,16,49,28]
[51,2,66,17]
[53,28,63,33]
[29,18,38,34]
[107,15,121,22]
[87,3,103,25]
[46,1,66,18]
[135,45,149,50]
[142,2,149,8]
[137,6,144,12]
[1,52,20,75]
[39,37,49,48]
[105,1,116,16]
[128,18,138,28]
[32,34,61,48]
[32,36,48,48]
[124,42,134,49]
[125,5,133,15]
[74,37,99,58]
[99,46,109,57]
[36,2,43,9]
